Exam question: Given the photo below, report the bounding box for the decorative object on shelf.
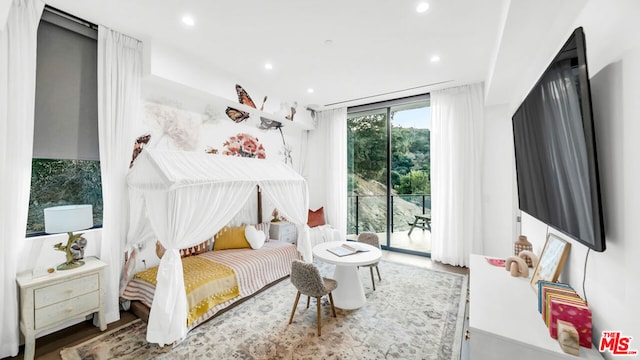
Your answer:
[557,320,580,356]
[518,250,538,268]
[271,208,281,222]
[222,133,266,159]
[44,204,93,270]
[505,256,529,277]
[530,234,571,291]
[129,133,151,168]
[514,235,533,267]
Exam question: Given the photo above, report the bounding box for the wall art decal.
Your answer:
[282,101,298,121]
[129,133,151,168]
[258,116,282,130]
[145,101,200,151]
[236,84,267,111]
[225,107,250,123]
[205,147,218,154]
[222,133,266,159]
[203,104,223,125]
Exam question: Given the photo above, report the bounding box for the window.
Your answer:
[27,8,102,235]
[347,94,431,256]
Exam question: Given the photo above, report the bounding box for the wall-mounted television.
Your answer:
[512,27,605,252]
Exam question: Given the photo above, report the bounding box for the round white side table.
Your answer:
[312,240,382,309]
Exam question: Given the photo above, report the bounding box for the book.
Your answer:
[544,292,583,327]
[538,281,574,314]
[549,298,593,348]
[327,243,370,257]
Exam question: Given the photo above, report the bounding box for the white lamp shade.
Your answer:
[44,205,94,234]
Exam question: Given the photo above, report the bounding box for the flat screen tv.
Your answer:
[512,27,605,252]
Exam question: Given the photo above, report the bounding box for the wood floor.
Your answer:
[3,251,468,360]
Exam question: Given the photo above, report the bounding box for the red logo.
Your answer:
[599,331,638,356]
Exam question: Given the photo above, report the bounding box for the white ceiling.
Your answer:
[44,0,586,110]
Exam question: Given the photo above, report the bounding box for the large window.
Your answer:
[27,8,102,235]
[347,95,431,255]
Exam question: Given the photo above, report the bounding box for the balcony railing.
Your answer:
[347,193,431,235]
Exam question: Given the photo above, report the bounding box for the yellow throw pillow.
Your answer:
[213,226,251,250]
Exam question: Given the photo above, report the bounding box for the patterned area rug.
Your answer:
[61,260,467,360]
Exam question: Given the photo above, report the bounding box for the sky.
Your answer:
[392,107,431,129]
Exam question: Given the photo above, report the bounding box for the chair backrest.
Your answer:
[290,260,326,297]
[357,232,380,249]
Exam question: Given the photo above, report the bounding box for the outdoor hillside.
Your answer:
[348,174,425,234]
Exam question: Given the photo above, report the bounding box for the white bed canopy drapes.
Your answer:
[127,149,311,345]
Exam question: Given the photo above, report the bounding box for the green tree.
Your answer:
[347,112,387,181]
[395,170,430,195]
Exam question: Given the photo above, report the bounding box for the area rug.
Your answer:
[61,260,468,360]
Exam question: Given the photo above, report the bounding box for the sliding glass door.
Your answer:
[347,95,431,256]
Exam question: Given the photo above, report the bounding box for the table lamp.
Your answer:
[44,204,93,270]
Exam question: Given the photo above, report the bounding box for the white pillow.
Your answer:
[245,225,265,249]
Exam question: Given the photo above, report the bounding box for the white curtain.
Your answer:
[0,0,43,357]
[431,83,484,267]
[97,26,143,324]
[315,108,348,239]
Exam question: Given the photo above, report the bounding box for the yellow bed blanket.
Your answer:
[133,256,239,327]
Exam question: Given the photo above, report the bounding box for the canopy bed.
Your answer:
[124,149,312,346]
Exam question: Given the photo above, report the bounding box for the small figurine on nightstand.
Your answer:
[271,208,281,222]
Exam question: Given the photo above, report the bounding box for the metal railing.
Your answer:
[347,194,431,235]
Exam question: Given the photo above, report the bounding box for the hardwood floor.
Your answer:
[4,312,138,360]
[3,251,468,360]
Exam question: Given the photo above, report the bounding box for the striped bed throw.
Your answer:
[121,240,299,329]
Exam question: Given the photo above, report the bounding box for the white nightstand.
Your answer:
[16,257,107,360]
[269,222,297,243]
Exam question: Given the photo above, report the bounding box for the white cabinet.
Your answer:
[269,222,296,243]
[16,257,107,360]
[469,254,602,360]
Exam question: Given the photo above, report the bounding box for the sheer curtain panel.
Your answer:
[431,83,484,267]
[97,26,143,324]
[316,108,348,239]
[0,0,44,357]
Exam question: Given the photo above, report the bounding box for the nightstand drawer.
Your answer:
[34,290,99,329]
[34,273,99,308]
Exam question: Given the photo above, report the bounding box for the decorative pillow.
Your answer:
[307,207,326,227]
[213,226,251,250]
[254,222,271,242]
[245,225,265,249]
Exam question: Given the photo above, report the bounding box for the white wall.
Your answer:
[481,104,517,257]
[494,1,640,356]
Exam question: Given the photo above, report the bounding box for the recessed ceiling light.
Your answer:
[264,63,273,70]
[430,55,441,63]
[416,2,430,13]
[307,88,314,93]
[181,15,195,27]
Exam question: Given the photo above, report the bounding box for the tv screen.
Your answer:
[512,27,605,252]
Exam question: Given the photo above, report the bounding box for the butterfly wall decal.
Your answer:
[236,84,256,108]
[225,107,250,123]
[129,133,151,168]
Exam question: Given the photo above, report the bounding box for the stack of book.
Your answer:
[537,281,592,348]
